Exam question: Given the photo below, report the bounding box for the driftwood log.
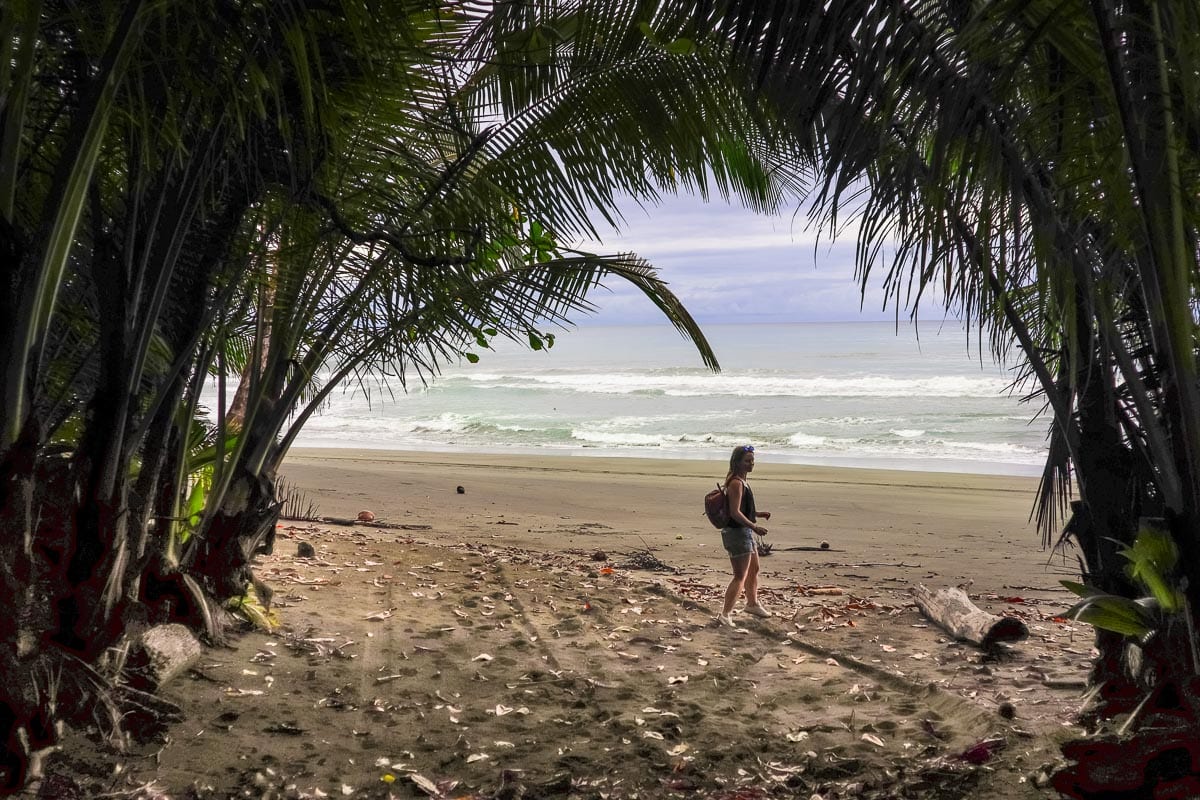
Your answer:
[912,584,1028,649]
[320,516,432,530]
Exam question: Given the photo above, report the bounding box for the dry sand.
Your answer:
[45,450,1092,799]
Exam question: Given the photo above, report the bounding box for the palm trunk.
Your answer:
[0,421,41,791]
[226,290,274,431]
[183,465,278,601]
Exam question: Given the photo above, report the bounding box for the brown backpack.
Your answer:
[703,483,730,529]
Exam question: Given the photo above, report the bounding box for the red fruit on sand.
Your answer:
[357,510,375,522]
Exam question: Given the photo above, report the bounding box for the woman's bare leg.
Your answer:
[722,554,751,616]
[743,551,761,607]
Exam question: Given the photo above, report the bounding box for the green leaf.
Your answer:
[189,433,241,471]
[528,332,543,350]
[464,352,480,364]
[1123,525,1182,612]
[1060,579,1104,599]
[665,38,697,56]
[182,470,212,543]
[1124,523,1179,572]
[1064,595,1157,639]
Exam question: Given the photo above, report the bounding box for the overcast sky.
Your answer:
[571,192,904,326]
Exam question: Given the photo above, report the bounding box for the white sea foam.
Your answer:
[448,372,1008,398]
[787,432,828,447]
[261,322,1050,476]
[570,429,672,447]
[407,413,474,433]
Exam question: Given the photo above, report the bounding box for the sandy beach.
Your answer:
[46,450,1090,799]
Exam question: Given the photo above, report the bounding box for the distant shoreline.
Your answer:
[284,442,1045,478]
[283,446,1041,494]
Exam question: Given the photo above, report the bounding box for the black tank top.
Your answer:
[727,479,756,527]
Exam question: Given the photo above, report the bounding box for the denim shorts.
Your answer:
[721,526,756,558]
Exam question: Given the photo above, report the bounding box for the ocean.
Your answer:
[283,321,1048,476]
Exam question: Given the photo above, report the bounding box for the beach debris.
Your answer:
[277,478,322,521]
[820,540,830,549]
[357,509,376,522]
[956,737,1005,764]
[799,586,844,596]
[296,541,316,558]
[407,772,441,797]
[591,551,608,561]
[622,550,673,572]
[125,623,203,692]
[456,485,465,494]
[320,515,432,530]
[374,674,408,685]
[363,608,395,621]
[912,584,1029,649]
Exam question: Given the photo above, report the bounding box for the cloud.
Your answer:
[571,194,899,324]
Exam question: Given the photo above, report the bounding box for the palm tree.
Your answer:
[0,0,802,788]
[632,0,1197,790]
[184,1,809,606]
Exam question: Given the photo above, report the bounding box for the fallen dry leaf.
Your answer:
[408,773,440,796]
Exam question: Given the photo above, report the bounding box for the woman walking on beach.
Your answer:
[718,445,771,625]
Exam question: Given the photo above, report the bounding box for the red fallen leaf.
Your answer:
[599,567,615,575]
[958,738,1005,764]
[1002,596,1026,603]
[583,602,593,612]
[1050,616,1069,623]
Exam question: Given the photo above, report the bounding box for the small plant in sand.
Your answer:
[1062,519,1197,692]
[1054,520,1200,798]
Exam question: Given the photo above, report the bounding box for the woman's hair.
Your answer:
[725,445,753,486]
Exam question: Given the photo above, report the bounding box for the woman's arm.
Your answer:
[727,479,767,534]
